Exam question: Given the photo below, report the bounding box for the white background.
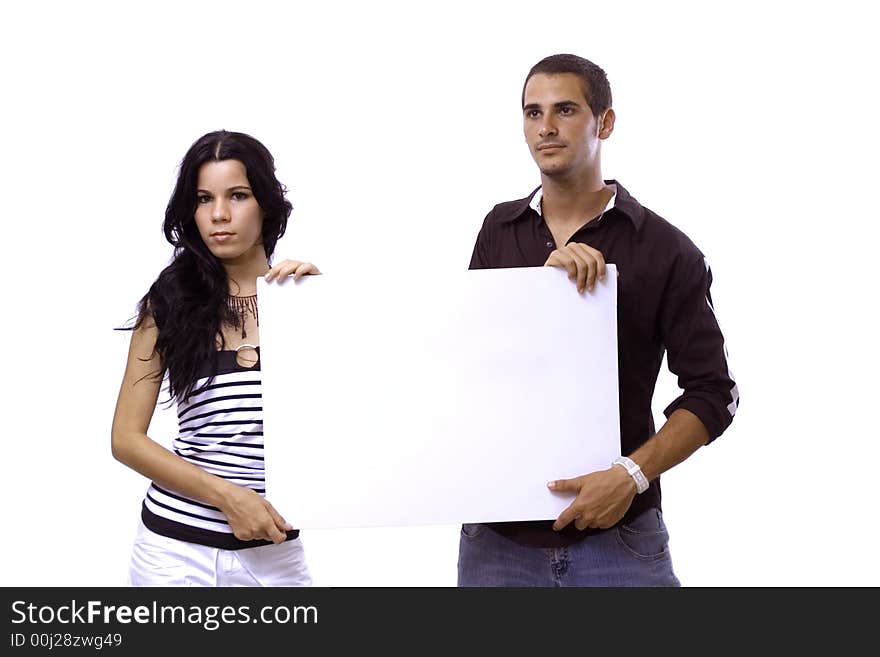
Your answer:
[2,0,877,587]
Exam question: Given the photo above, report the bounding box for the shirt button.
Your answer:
[546,241,553,248]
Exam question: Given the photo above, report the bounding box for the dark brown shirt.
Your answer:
[469,180,739,547]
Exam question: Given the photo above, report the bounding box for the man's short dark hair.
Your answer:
[522,54,612,119]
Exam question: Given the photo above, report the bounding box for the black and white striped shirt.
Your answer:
[140,349,298,549]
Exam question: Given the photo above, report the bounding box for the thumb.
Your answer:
[547,476,583,493]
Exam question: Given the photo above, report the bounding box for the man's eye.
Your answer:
[527,110,540,118]
[560,106,573,115]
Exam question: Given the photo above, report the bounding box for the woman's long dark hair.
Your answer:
[134,130,292,401]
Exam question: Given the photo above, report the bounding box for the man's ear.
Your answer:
[598,108,616,139]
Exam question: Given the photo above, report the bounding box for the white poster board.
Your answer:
[258,265,620,529]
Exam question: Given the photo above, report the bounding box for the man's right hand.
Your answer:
[544,242,607,293]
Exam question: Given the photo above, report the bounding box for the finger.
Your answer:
[545,252,584,291]
[291,262,315,281]
[553,503,580,531]
[587,247,606,284]
[595,249,607,281]
[265,501,294,532]
[573,243,606,286]
[256,516,287,544]
[267,524,287,544]
[584,256,597,292]
[574,515,593,531]
[265,262,296,283]
[267,260,303,284]
[545,248,576,273]
[543,250,567,269]
[555,246,589,293]
[544,251,576,278]
[275,268,295,284]
[279,261,303,283]
[564,256,578,282]
[573,253,591,294]
[569,244,597,291]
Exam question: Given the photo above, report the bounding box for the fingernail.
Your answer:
[547,481,557,489]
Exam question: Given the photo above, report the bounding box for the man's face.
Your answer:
[522,72,609,178]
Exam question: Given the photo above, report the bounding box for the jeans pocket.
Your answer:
[615,508,670,561]
[460,523,486,539]
[129,523,187,586]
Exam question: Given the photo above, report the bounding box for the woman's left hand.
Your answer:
[264,259,321,283]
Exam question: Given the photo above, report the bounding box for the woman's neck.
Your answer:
[223,253,270,297]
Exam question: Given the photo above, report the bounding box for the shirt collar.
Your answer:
[503,179,645,231]
[529,186,617,217]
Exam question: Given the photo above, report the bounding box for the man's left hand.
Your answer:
[543,242,606,294]
[548,465,637,531]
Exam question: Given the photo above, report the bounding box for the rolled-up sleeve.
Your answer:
[661,255,739,442]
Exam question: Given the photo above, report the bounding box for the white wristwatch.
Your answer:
[612,456,649,494]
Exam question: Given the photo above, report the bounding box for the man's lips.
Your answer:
[537,143,565,151]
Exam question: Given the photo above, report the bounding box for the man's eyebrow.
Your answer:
[523,100,582,111]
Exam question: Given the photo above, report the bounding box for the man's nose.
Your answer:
[538,118,557,138]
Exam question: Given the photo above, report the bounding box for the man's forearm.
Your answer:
[629,408,710,482]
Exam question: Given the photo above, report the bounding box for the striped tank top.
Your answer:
[140,348,298,549]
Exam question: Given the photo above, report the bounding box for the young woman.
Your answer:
[112,130,318,586]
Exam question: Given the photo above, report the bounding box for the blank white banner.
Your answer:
[257,265,620,529]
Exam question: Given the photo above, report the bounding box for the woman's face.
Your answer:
[194,159,265,265]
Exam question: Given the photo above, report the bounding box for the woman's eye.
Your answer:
[197,195,211,204]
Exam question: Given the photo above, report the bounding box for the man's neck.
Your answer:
[540,170,611,227]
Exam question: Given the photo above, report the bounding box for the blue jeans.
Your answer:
[457,507,680,587]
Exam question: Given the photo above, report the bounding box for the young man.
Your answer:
[460,54,739,586]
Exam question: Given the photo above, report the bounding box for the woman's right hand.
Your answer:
[264,259,321,283]
[217,484,293,544]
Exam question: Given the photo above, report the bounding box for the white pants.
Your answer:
[128,520,312,587]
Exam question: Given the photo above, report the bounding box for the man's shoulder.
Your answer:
[481,188,540,225]
[642,207,705,260]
